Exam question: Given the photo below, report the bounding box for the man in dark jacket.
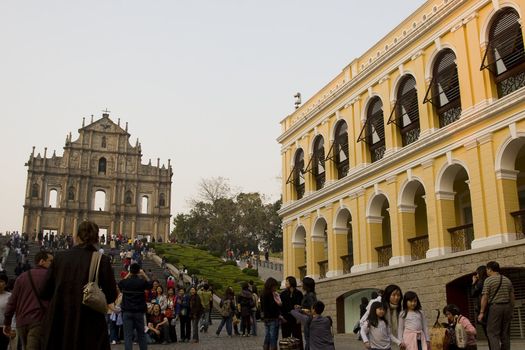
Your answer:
[119,263,153,350]
[4,251,53,350]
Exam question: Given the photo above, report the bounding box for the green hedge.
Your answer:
[151,243,263,295]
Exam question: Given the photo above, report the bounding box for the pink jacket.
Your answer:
[457,315,477,346]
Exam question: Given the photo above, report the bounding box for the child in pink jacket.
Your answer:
[443,304,477,350]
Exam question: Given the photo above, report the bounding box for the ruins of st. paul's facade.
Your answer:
[22,111,172,241]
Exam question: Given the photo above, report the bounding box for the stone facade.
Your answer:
[22,112,172,241]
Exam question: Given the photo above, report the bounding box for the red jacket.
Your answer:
[5,266,49,327]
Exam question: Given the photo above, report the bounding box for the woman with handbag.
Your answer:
[41,221,117,350]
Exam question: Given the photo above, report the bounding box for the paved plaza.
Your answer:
[110,321,502,350]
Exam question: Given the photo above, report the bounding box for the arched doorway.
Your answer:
[336,288,379,333]
[94,190,106,211]
[292,226,307,280]
[446,267,525,339]
[399,180,429,261]
[437,163,473,252]
[334,208,353,274]
[368,194,392,267]
[497,136,525,240]
[312,218,328,279]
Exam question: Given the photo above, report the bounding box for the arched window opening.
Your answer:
[67,186,75,201]
[159,193,166,207]
[334,121,349,179]
[286,149,305,200]
[101,136,107,148]
[307,136,325,190]
[141,196,149,214]
[94,190,106,211]
[481,8,525,97]
[357,97,385,162]
[98,157,107,175]
[48,189,58,208]
[424,49,461,128]
[31,183,39,198]
[125,190,133,205]
[388,75,420,146]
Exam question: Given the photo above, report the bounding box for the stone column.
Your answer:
[351,190,369,272]
[397,206,417,259]
[59,217,65,235]
[131,219,136,240]
[36,214,41,234]
[331,226,349,276]
[309,235,325,280]
[463,140,488,241]
[431,192,455,257]
[386,176,406,265]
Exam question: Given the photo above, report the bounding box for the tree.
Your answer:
[172,178,282,256]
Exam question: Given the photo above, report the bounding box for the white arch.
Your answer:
[390,72,417,102]
[140,195,150,214]
[292,225,307,244]
[424,44,460,81]
[366,191,390,218]
[48,188,59,208]
[93,189,107,211]
[360,93,383,123]
[435,160,471,194]
[398,177,427,207]
[333,206,352,229]
[495,133,525,172]
[479,2,522,46]
[312,216,328,238]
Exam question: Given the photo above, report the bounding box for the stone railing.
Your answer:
[448,223,474,253]
[318,260,328,279]
[298,265,307,280]
[375,244,392,268]
[511,209,525,240]
[408,235,429,261]
[341,254,353,274]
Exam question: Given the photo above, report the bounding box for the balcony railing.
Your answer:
[341,254,354,274]
[448,223,474,253]
[318,260,328,279]
[298,265,306,281]
[408,235,429,261]
[375,244,392,268]
[511,209,525,240]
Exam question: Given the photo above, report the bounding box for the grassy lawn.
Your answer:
[151,243,264,296]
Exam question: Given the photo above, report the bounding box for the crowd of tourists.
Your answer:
[0,223,517,350]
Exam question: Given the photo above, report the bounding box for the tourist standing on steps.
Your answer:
[261,277,282,350]
[197,284,212,333]
[478,261,515,350]
[280,276,303,349]
[119,263,153,350]
[4,251,53,350]
[0,275,11,350]
[216,287,235,337]
[178,288,191,342]
[41,221,117,350]
[238,282,254,336]
[189,286,203,343]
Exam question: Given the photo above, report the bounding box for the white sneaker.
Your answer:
[111,341,117,345]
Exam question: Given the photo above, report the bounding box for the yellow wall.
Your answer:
[278,0,525,279]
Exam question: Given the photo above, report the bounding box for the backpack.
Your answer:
[454,316,467,349]
[220,299,232,317]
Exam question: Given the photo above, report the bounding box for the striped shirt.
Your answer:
[482,274,513,304]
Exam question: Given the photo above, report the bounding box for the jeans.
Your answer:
[216,316,232,336]
[264,319,280,348]
[109,320,121,343]
[123,312,147,350]
[180,315,191,341]
[191,317,199,341]
[200,310,210,331]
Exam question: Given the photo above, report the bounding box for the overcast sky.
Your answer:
[0,0,425,232]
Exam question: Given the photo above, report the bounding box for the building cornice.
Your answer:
[277,0,490,147]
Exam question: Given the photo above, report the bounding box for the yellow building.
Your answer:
[278,0,525,336]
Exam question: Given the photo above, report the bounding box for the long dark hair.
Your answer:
[224,286,235,300]
[476,265,488,281]
[263,277,279,297]
[382,284,403,310]
[302,277,316,294]
[367,301,386,328]
[401,291,422,318]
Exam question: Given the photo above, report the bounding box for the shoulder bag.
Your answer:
[82,252,108,314]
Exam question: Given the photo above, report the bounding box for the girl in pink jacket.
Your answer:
[443,304,477,350]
